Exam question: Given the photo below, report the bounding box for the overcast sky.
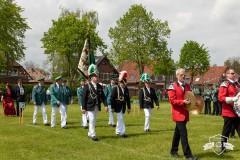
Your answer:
[16,0,240,68]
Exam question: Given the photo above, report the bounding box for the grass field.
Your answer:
[0,101,239,160]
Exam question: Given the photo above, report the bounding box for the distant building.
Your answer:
[26,68,52,84]
[118,61,176,96]
[95,56,119,85]
[0,61,33,84]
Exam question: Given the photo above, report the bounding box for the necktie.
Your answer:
[182,84,185,91]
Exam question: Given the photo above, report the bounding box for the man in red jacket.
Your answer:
[218,68,240,152]
[168,68,197,160]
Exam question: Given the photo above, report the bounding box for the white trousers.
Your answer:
[80,106,88,127]
[33,103,47,124]
[51,104,66,128]
[65,105,68,121]
[144,108,152,130]
[116,110,125,135]
[108,105,115,125]
[87,106,99,137]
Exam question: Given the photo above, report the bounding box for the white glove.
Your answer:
[226,97,238,104]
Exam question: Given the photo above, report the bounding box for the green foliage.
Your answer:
[224,57,240,74]
[153,41,176,88]
[178,40,210,84]
[41,8,106,87]
[0,0,30,73]
[108,4,171,76]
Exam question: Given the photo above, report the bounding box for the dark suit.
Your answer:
[14,85,26,116]
[82,83,107,111]
[138,87,159,109]
[111,85,131,113]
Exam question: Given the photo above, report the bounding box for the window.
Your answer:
[170,75,174,81]
[162,75,165,81]
[195,78,200,82]
[11,69,18,76]
[154,75,158,81]
[185,77,190,83]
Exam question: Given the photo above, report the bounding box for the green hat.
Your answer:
[55,76,62,81]
[110,75,117,80]
[88,64,99,78]
[140,73,151,83]
[79,77,85,81]
[38,77,45,82]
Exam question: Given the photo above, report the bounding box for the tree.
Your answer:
[224,57,240,74]
[153,41,175,89]
[108,4,171,87]
[23,60,40,69]
[41,8,106,87]
[0,0,30,75]
[178,40,210,84]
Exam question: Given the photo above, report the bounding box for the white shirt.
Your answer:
[227,78,235,84]
[91,82,97,90]
[120,87,124,94]
[178,81,185,91]
[146,87,150,93]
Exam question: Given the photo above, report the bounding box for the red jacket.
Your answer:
[168,82,191,122]
[218,81,240,118]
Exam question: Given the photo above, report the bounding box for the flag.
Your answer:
[78,34,96,77]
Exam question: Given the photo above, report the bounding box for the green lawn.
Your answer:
[0,101,239,160]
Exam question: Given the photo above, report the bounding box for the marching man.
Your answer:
[218,68,240,153]
[62,79,73,123]
[81,64,108,141]
[168,68,197,160]
[111,71,131,138]
[104,75,117,127]
[50,76,67,129]
[32,77,48,125]
[77,77,88,128]
[138,73,159,132]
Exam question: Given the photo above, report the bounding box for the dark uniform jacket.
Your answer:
[81,82,107,111]
[139,87,159,109]
[111,85,131,113]
[14,85,26,102]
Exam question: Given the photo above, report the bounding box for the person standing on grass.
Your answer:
[202,85,212,115]
[104,75,117,127]
[111,71,131,138]
[77,77,88,129]
[1,84,16,116]
[138,73,159,132]
[14,79,26,117]
[168,68,198,160]
[32,78,48,125]
[81,64,108,141]
[62,79,73,123]
[211,84,219,116]
[218,68,240,153]
[50,76,67,129]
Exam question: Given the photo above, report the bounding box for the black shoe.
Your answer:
[44,123,50,126]
[33,123,37,125]
[186,156,198,160]
[61,126,68,129]
[83,126,88,129]
[112,124,116,127]
[121,134,128,138]
[145,129,150,132]
[170,153,183,158]
[92,136,99,141]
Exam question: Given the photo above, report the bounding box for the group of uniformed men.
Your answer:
[30,64,240,160]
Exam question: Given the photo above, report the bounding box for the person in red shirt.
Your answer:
[218,69,240,153]
[168,68,197,160]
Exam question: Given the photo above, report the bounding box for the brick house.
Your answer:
[26,68,52,85]
[118,61,176,96]
[0,61,33,84]
[95,56,119,85]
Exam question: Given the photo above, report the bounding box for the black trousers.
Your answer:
[212,101,219,115]
[222,117,240,149]
[171,121,192,158]
[218,102,222,115]
[230,117,240,137]
[204,99,211,115]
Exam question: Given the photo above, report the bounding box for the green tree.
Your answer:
[224,57,240,74]
[0,0,30,74]
[153,41,175,89]
[108,4,171,86]
[41,8,106,87]
[178,40,210,84]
